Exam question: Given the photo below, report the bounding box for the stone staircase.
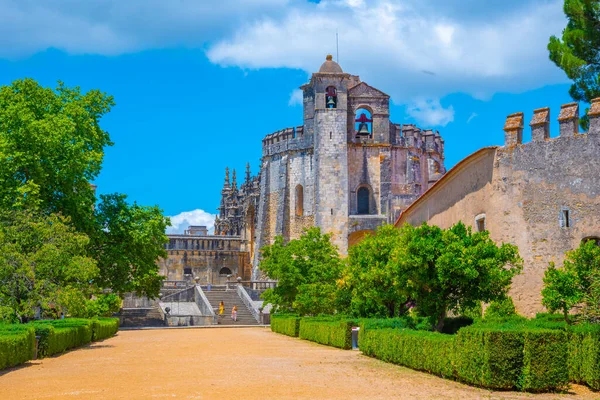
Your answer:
[203,289,259,325]
[120,307,165,327]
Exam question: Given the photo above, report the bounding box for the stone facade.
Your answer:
[396,101,600,316]
[250,56,445,277]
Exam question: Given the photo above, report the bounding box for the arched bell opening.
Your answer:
[326,86,337,109]
[355,108,373,138]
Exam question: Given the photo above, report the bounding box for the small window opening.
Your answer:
[475,214,486,233]
[357,187,370,215]
[326,86,337,109]
[219,267,232,276]
[295,185,304,216]
[184,267,192,276]
[561,209,571,228]
[330,131,332,139]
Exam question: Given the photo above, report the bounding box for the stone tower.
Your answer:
[303,55,351,254]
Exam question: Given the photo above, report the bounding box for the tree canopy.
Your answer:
[549,0,600,128]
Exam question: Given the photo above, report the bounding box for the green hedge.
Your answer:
[454,326,524,389]
[91,318,120,341]
[33,319,93,357]
[0,325,36,370]
[568,324,600,390]
[271,315,301,337]
[361,328,454,378]
[521,329,569,392]
[298,318,355,349]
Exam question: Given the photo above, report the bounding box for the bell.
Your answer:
[357,122,370,136]
[327,96,336,108]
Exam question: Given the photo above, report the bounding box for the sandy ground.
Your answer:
[0,327,597,400]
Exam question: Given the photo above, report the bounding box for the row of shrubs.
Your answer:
[0,318,119,370]
[270,314,600,392]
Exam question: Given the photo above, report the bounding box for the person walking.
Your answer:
[232,305,238,322]
[219,301,224,318]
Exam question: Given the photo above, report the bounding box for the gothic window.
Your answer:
[355,108,373,138]
[357,187,370,215]
[295,185,304,216]
[326,86,337,109]
[219,267,232,276]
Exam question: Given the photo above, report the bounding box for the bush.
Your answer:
[360,328,455,378]
[270,315,301,337]
[521,329,569,392]
[299,318,355,349]
[0,325,35,370]
[32,319,93,358]
[454,326,524,389]
[568,324,600,390]
[91,318,119,341]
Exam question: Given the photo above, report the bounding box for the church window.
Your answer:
[219,267,232,276]
[475,214,486,233]
[295,185,304,216]
[326,86,337,109]
[357,187,370,215]
[355,108,373,138]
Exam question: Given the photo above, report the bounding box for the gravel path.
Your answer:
[0,327,596,399]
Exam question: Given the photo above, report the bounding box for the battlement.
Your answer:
[262,126,314,157]
[503,99,600,147]
[394,124,444,154]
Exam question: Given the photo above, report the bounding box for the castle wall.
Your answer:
[397,104,600,316]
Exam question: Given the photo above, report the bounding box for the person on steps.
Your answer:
[232,305,238,322]
[219,301,224,319]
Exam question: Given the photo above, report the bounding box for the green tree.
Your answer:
[549,0,600,129]
[0,78,114,232]
[91,194,170,298]
[260,228,342,315]
[542,239,600,323]
[0,211,97,323]
[393,222,522,331]
[342,225,408,318]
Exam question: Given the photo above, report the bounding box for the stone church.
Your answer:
[215,55,446,278]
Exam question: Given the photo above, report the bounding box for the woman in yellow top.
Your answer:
[232,305,238,322]
[219,301,224,316]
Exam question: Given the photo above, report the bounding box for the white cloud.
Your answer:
[0,0,568,110]
[467,112,478,124]
[288,89,303,106]
[406,99,454,127]
[166,209,216,235]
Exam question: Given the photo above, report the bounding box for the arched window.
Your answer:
[326,86,337,109]
[355,108,373,138]
[295,185,304,216]
[219,267,232,276]
[357,187,370,215]
[583,237,600,246]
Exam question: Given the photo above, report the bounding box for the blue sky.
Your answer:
[0,0,576,233]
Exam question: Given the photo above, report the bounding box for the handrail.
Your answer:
[194,286,217,323]
[236,284,261,324]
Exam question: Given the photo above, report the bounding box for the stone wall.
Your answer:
[397,103,600,316]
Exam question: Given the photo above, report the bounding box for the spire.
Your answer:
[224,167,230,187]
[232,169,237,189]
[245,163,251,184]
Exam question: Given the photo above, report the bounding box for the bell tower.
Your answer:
[303,55,351,254]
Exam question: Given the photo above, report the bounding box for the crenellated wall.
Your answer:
[397,100,600,316]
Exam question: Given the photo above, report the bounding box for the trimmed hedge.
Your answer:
[91,318,120,341]
[33,319,93,357]
[521,329,569,392]
[361,328,454,378]
[299,318,355,349]
[270,315,301,337]
[0,325,36,370]
[568,324,600,390]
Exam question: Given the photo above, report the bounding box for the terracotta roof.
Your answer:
[504,112,524,131]
[558,102,579,121]
[589,98,600,117]
[530,107,550,126]
[318,55,343,74]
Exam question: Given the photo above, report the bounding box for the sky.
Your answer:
[0,0,577,233]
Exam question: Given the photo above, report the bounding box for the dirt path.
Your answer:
[0,327,596,399]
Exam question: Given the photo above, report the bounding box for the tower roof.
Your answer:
[318,55,343,74]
